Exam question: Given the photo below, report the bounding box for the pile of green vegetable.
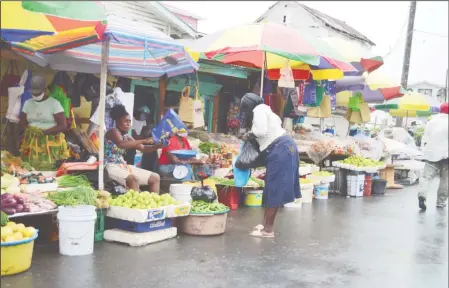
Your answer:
[47,186,96,206]
[1,211,9,227]
[56,175,92,188]
[191,200,229,214]
[199,142,220,154]
[208,176,264,188]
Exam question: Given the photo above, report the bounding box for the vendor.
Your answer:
[105,104,163,192]
[158,132,205,180]
[19,75,70,169]
[124,106,152,165]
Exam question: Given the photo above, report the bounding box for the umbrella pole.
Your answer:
[98,38,110,191]
[405,111,408,128]
[259,51,266,97]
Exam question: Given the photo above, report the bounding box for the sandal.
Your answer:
[249,229,275,238]
[250,224,264,234]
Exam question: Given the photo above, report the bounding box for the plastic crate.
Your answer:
[115,218,173,233]
[216,185,241,210]
[95,209,105,242]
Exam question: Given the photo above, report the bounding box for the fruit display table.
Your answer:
[379,164,404,189]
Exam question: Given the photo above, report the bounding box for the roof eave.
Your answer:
[147,1,198,38]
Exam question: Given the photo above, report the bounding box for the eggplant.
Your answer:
[13,195,24,205]
[15,204,24,213]
[1,193,13,200]
[1,198,17,208]
[2,208,16,215]
[23,204,30,213]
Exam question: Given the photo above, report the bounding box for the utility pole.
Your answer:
[397,1,417,127]
[445,68,448,102]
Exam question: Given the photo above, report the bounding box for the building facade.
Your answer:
[103,1,203,39]
[254,1,375,52]
[408,81,445,103]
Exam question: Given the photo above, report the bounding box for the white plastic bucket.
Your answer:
[170,184,193,203]
[357,174,365,197]
[57,205,97,256]
[347,174,365,197]
[347,174,358,197]
[301,188,314,203]
[314,184,329,200]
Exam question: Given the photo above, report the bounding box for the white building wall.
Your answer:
[104,1,187,38]
[408,82,443,100]
[255,1,373,52]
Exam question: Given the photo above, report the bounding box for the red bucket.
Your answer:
[364,174,373,196]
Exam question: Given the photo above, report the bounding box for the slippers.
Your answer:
[249,229,275,238]
[251,224,264,233]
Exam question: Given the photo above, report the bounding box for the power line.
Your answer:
[383,17,408,59]
[413,29,448,38]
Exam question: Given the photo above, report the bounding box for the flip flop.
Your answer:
[249,229,275,238]
[250,224,264,234]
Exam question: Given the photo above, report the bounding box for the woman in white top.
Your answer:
[240,93,301,238]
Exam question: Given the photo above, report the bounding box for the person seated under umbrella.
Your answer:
[158,132,208,181]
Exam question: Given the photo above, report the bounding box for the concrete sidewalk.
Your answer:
[2,186,447,288]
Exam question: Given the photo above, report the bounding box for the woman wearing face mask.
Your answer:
[239,93,301,238]
[105,104,163,192]
[19,75,70,169]
[158,132,205,180]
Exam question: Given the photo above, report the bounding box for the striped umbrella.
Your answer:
[336,70,406,106]
[1,1,107,54]
[185,22,357,81]
[374,92,440,118]
[19,15,199,78]
[0,1,106,55]
[321,37,384,75]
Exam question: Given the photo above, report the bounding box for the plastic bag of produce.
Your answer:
[151,109,188,145]
[190,185,217,203]
[235,139,264,169]
[105,180,127,196]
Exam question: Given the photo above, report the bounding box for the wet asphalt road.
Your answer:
[2,185,448,288]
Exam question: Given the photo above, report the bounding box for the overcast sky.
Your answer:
[166,1,448,87]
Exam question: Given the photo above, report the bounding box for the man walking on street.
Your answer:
[418,102,449,210]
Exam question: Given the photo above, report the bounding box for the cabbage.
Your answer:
[1,174,15,189]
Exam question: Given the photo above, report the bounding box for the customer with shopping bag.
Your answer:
[239,93,301,238]
[418,102,448,210]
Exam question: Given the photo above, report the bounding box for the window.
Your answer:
[418,88,432,96]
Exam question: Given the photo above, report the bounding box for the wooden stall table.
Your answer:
[379,164,404,189]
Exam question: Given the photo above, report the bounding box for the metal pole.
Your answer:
[259,51,266,97]
[445,68,448,102]
[397,1,416,127]
[98,38,110,191]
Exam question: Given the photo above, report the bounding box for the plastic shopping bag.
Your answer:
[278,60,295,88]
[235,139,264,169]
[151,109,188,145]
[191,185,217,203]
[233,157,250,187]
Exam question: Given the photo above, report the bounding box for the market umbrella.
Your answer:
[18,15,199,78]
[184,22,357,85]
[336,70,406,106]
[321,37,384,75]
[374,92,440,122]
[0,1,107,55]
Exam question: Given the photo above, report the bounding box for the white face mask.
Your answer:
[32,93,44,101]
